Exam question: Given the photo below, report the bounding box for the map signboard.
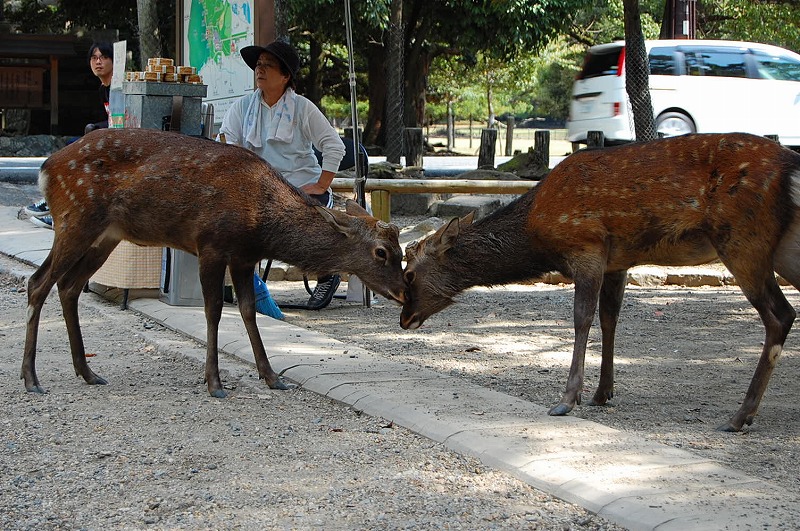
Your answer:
[181,0,255,126]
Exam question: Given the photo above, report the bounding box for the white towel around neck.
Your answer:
[243,88,297,148]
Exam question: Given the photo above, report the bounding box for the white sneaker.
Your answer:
[22,199,50,219]
[29,215,53,230]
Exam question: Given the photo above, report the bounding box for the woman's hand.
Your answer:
[300,182,329,195]
[301,170,336,196]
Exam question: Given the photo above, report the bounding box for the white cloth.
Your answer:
[242,88,297,147]
[219,89,345,189]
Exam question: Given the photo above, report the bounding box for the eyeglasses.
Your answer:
[90,54,110,62]
[255,61,278,70]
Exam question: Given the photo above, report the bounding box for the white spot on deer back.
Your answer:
[68,160,77,170]
[83,164,92,174]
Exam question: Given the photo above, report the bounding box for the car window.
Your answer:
[649,47,677,75]
[752,51,800,81]
[579,47,623,79]
[682,47,748,77]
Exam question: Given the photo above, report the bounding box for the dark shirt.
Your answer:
[91,84,110,129]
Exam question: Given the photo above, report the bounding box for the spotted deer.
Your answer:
[401,133,800,432]
[23,128,406,397]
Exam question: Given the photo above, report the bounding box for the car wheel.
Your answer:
[656,112,695,137]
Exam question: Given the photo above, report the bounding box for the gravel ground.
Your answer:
[270,255,800,500]
[0,252,623,530]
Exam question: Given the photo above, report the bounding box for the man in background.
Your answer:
[21,42,114,228]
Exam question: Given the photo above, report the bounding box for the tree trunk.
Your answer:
[364,43,387,146]
[136,0,160,68]
[404,49,429,128]
[306,37,323,108]
[623,0,656,142]
[382,0,404,163]
[274,0,288,40]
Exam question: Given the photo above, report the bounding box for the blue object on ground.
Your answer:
[254,273,284,320]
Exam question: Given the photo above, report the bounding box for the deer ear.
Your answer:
[345,199,370,217]
[315,205,356,236]
[430,216,462,255]
[460,211,475,225]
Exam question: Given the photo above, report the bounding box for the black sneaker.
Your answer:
[306,274,340,310]
[22,199,49,219]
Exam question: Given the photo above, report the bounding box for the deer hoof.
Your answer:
[269,378,294,391]
[548,403,573,416]
[25,384,47,395]
[716,421,742,432]
[209,388,228,399]
[86,375,108,386]
[589,390,613,406]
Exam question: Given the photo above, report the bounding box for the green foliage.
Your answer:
[4,0,65,33]
[5,0,174,64]
[320,95,369,125]
[698,1,800,51]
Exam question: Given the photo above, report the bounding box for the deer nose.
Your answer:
[399,312,421,330]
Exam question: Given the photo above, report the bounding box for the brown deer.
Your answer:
[23,128,407,398]
[401,133,800,432]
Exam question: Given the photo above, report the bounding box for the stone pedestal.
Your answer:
[123,81,208,135]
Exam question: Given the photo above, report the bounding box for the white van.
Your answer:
[567,39,800,149]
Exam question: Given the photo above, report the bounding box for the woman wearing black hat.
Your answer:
[218,40,346,309]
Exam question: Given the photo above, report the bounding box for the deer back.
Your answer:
[40,129,307,252]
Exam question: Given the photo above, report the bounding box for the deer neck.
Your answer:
[451,196,555,287]
[265,203,349,276]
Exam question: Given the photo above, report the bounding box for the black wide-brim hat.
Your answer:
[240,41,300,80]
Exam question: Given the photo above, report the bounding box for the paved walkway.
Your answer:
[1,205,796,530]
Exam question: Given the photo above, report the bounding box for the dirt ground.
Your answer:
[270,275,800,497]
[0,255,623,530]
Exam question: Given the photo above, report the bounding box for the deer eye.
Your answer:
[375,248,387,260]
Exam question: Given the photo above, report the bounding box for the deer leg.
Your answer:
[590,269,627,406]
[229,263,290,390]
[549,271,603,416]
[22,253,58,393]
[57,238,120,386]
[22,231,106,393]
[198,257,228,398]
[720,274,795,431]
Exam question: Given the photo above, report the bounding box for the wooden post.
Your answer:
[533,130,550,168]
[370,189,391,223]
[504,115,514,156]
[478,128,497,169]
[587,130,605,148]
[469,116,473,149]
[403,127,424,167]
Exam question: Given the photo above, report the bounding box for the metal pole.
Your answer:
[344,0,365,207]
[344,0,370,306]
